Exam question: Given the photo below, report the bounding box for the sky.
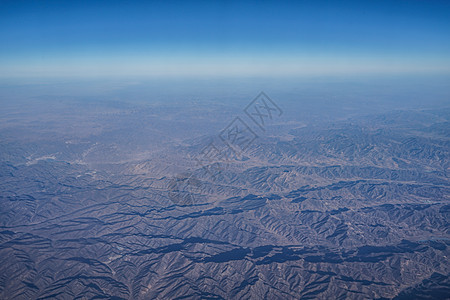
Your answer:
[0,0,450,78]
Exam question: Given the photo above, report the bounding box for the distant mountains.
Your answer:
[0,99,449,299]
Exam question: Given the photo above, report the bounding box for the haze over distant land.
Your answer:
[0,1,449,299]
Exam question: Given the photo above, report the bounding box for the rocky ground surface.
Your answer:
[0,97,449,299]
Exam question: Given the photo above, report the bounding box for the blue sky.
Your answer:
[1,0,450,77]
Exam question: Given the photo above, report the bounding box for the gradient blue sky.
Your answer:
[1,0,450,77]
